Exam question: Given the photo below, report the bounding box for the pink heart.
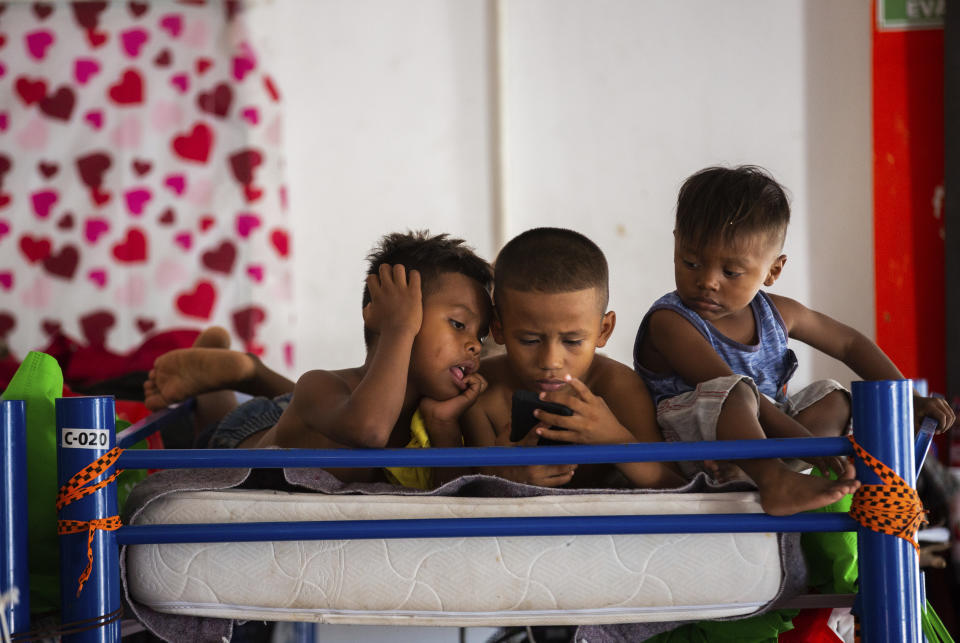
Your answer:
[84,110,104,130]
[279,185,288,210]
[0,112,8,132]
[170,73,189,93]
[21,275,51,309]
[246,264,264,282]
[283,342,294,369]
[0,219,10,240]
[183,18,209,48]
[16,116,48,151]
[236,213,261,238]
[120,28,148,57]
[110,115,142,148]
[174,231,192,250]
[0,271,12,291]
[31,190,58,219]
[159,14,183,38]
[115,274,146,306]
[87,269,107,288]
[232,56,255,81]
[124,188,152,215]
[240,107,259,125]
[0,62,5,78]
[74,58,101,84]
[25,30,54,60]
[231,44,257,81]
[84,217,110,243]
[150,100,183,131]
[164,174,187,196]
[155,258,188,289]
[265,115,282,145]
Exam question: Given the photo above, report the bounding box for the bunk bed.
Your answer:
[0,380,931,642]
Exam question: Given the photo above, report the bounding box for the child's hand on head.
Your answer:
[913,395,956,434]
[362,264,423,338]
[419,373,488,430]
[533,375,633,445]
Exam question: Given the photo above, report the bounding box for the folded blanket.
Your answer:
[120,468,805,643]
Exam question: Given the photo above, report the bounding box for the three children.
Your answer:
[146,167,955,516]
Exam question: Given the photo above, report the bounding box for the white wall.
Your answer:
[267,0,872,390]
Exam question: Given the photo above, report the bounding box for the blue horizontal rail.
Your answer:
[116,400,195,448]
[115,511,858,545]
[116,436,854,469]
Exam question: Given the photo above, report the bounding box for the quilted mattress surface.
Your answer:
[127,489,782,625]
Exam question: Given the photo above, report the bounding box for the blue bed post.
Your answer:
[1,399,30,636]
[851,380,921,642]
[56,396,121,643]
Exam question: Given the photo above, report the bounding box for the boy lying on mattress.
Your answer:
[144,230,493,488]
[632,165,956,515]
[462,227,685,490]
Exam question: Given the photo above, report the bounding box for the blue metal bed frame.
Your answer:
[0,380,929,641]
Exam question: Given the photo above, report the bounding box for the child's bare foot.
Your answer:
[754,463,860,516]
[143,327,257,410]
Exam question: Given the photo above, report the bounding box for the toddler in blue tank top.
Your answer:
[633,165,955,516]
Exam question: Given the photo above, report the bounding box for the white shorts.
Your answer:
[656,375,848,479]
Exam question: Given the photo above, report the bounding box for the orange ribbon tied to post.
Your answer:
[846,434,926,551]
[56,446,124,596]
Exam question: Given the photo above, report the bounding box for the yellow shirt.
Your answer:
[383,410,433,490]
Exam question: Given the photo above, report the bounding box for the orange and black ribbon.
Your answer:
[56,446,124,596]
[847,434,926,551]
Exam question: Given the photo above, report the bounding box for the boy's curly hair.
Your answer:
[362,230,492,344]
[493,227,609,311]
[675,165,790,252]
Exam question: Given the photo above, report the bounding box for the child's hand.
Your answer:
[533,375,633,445]
[804,455,850,480]
[362,264,423,338]
[913,395,956,434]
[419,373,488,438]
[496,420,577,487]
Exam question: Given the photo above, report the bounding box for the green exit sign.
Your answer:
[878,0,945,30]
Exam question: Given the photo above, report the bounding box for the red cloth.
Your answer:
[778,608,843,642]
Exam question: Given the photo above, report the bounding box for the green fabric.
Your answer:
[648,467,860,642]
[922,598,955,642]
[2,351,63,614]
[800,468,858,594]
[1,351,148,614]
[643,609,799,642]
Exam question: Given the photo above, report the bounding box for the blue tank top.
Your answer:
[633,291,798,404]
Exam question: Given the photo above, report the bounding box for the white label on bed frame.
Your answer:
[61,428,111,449]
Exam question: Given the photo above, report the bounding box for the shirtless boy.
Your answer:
[634,165,955,516]
[463,227,683,489]
[144,231,493,486]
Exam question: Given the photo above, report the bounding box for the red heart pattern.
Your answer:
[108,68,144,104]
[0,2,292,373]
[176,280,215,319]
[172,122,213,163]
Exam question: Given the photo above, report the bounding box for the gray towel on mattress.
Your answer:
[120,468,806,643]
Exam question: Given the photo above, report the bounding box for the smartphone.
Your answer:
[510,390,573,445]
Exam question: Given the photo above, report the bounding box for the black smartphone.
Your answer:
[510,390,573,445]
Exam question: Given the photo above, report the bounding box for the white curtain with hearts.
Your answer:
[0,1,295,381]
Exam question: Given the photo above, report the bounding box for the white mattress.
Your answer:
[127,489,782,626]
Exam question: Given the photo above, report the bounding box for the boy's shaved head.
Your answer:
[675,165,790,252]
[363,230,492,345]
[494,227,609,311]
